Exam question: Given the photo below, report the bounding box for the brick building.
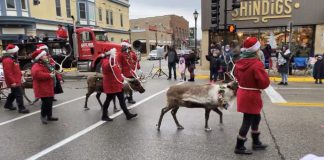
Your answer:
[130,15,189,54]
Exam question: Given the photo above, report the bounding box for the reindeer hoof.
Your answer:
[177,125,184,130]
[205,128,212,132]
[84,107,90,111]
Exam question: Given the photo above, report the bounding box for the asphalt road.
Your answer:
[0,60,323,160]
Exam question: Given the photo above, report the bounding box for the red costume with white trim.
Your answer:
[2,44,22,87]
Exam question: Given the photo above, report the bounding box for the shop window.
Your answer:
[79,2,86,19]
[6,0,15,9]
[55,0,61,17]
[106,10,109,24]
[66,0,71,18]
[21,0,27,10]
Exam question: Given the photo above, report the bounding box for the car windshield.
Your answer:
[94,31,107,41]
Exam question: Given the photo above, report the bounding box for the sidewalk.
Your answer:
[63,67,315,82]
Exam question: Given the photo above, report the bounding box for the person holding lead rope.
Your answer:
[101,48,137,121]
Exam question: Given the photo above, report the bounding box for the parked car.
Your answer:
[147,50,162,60]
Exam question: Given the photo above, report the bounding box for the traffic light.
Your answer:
[232,0,241,10]
[211,0,220,29]
[228,25,236,33]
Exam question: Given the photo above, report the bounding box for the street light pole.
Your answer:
[193,10,199,63]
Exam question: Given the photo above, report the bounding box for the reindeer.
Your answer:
[84,74,145,111]
[157,81,238,131]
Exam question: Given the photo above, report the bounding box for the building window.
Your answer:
[110,11,113,25]
[21,0,27,10]
[88,3,95,21]
[106,10,109,24]
[79,2,86,19]
[98,8,102,21]
[66,0,71,17]
[55,0,61,16]
[6,0,15,9]
[120,13,123,27]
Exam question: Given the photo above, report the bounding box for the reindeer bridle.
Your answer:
[217,85,227,109]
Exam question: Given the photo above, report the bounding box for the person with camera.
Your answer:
[165,46,178,80]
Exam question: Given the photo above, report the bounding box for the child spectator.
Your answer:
[178,54,186,82]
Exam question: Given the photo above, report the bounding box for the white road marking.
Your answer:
[0,96,88,127]
[25,85,175,160]
[264,85,287,103]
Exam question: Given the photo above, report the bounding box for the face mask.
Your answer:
[225,49,230,52]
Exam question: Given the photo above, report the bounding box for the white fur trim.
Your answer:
[35,50,47,60]
[6,46,19,54]
[241,41,261,53]
[121,42,131,47]
[105,48,117,55]
[37,45,48,50]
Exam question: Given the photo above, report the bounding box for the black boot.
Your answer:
[126,113,138,120]
[234,137,253,155]
[47,117,59,121]
[251,132,268,150]
[277,82,284,85]
[315,79,318,84]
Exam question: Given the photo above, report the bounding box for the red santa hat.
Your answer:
[31,50,47,61]
[36,44,48,50]
[6,44,19,54]
[241,37,261,53]
[121,40,131,47]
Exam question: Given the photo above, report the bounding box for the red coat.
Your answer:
[116,52,137,78]
[56,28,68,39]
[130,51,140,70]
[234,58,270,114]
[31,63,54,98]
[2,57,22,87]
[102,57,124,94]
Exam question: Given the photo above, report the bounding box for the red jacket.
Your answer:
[31,63,54,98]
[102,57,124,94]
[130,51,140,70]
[116,52,137,78]
[234,58,270,114]
[2,57,22,87]
[56,28,68,39]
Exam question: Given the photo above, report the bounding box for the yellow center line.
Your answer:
[275,102,324,108]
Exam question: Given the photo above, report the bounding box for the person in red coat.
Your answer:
[31,50,58,124]
[101,48,137,121]
[2,44,30,113]
[116,40,137,104]
[55,24,68,40]
[234,37,270,155]
[36,44,64,101]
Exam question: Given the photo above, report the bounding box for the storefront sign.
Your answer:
[232,0,300,23]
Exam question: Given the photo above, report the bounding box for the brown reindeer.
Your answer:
[157,81,238,131]
[84,74,145,111]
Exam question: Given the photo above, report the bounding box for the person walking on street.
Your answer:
[31,50,58,124]
[277,46,291,85]
[2,44,30,113]
[206,45,221,84]
[101,48,137,121]
[186,50,196,82]
[165,46,178,80]
[116,40,138,104]
[313,55,324,84]
[234,37,270,155]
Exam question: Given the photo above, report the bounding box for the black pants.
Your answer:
[210,69,218,81]
[5,87,25,110]
[41,97,54,118]
[168,62,176,79]
[239,113,261,137]
[102,91,130,118]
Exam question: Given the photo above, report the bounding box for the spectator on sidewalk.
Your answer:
[165,46,178,80]
[178,54,186,82]
[186,50,196,82]
[206,45,221,84]
[313,55,324,84]
[277,46,291,85]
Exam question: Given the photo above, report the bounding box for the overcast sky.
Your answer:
[129,0,202,39]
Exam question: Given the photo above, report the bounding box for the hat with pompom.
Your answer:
[241,37,261,53]
[36,44,48,50]
[31,49,47,61]
[6,44,19,54]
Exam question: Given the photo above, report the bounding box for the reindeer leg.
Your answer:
[84,92,92,111]
[213,108,223,124]
[171,107,183,129]
[96,92,103,110]
[157,106,173,130]
[112,95,120,112]
[205,108,212,131]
